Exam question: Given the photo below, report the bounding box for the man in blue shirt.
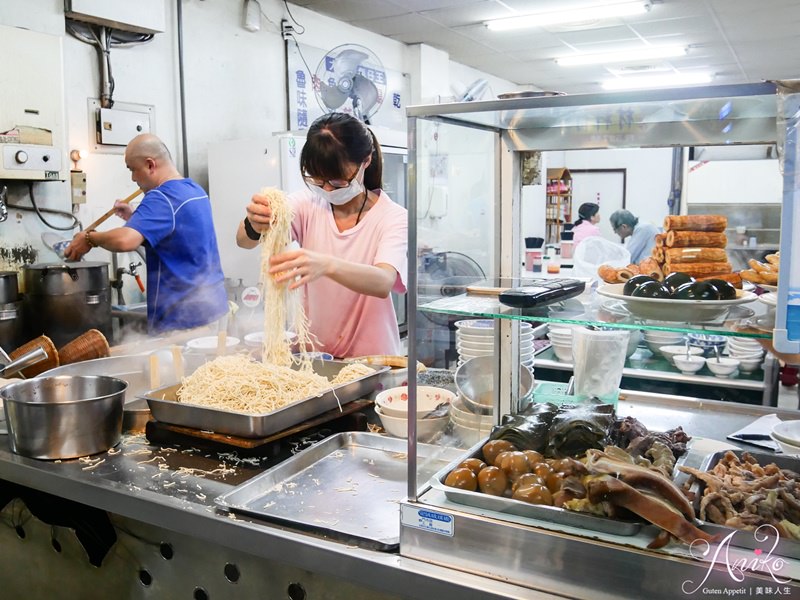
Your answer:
[65,134,228,334]
[609,209,660,264]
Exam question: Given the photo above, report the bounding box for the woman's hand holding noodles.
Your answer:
[269,248,332,290]
[246,193,274,233]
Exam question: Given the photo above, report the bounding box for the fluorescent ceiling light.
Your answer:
[602,73,712,90]
[557,46,688,67]
[486,1,651,32]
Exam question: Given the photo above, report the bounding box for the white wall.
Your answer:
[0,0,521,295]
[547,148,674,231]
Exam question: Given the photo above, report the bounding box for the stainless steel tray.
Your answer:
[692,449,800,557]
[142,360,389,438]
[428,437,643,536]
[215,432,463,550]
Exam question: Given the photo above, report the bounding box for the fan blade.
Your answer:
[351,74,379,115]
[332,49,369,79]
[319,80,350,110]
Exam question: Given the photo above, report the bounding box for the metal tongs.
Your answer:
[0,346,48,379]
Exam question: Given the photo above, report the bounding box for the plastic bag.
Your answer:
[572,327,630,406]
[573,237,631,283]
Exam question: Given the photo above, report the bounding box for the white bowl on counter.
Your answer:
[706,357,740,378]
[374,404,448,442]
[672,354,706,375]
[769,432,800,456]
[771,419,800,446]
[186,336,240,355]
[660,345,703,366]
[374,385,455,419]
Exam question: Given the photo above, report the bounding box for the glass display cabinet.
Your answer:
[399,82,800,597]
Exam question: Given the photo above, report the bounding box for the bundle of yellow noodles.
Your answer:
[258,187,315,369]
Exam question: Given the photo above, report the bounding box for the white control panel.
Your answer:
[2,144,63,180]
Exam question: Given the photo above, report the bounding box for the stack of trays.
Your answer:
[455,319,534,369]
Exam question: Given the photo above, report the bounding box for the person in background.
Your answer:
[571,202,601,248]
[65,134,229,334]
[608,208,660,264]
[236,112,407,358]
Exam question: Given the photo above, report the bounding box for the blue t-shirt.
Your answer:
[626,221,660,264]
[126,179,228,334]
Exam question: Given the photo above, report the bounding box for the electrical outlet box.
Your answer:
[0,25,66,181]
[89,100,155,150]
[65,0,166,34]
[71,171,87,204]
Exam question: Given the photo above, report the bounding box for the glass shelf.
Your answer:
[418,277,774,339]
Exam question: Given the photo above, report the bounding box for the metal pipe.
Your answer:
[176,0,190,177]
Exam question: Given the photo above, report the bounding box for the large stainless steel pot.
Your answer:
[22,262,112,347]
[0,271,23,348]
[0,300,23,349]
[0,271,18,303]
[1,375,127,459]
[40,353,210,431]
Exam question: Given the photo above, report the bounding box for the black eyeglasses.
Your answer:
[303,163,365,189]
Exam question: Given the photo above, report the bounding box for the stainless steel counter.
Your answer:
[0,431,549,599]
[1,391,799,599]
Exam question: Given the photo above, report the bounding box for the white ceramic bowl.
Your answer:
[454,319,495,335]
[186,336,240,355]
[673,354,706,375]
[643,330,685,341]
[451,394,494,420]
[769,432,800,456]
[706,357,740,378]
[451,419,492,447]
[550,343,573,362]
[374,385,455,419]
[660,345,703,365]
[457,347,494,358]
[771,420,800,446]
[374,405,448,442]
[243,331,298,348]
[457,340,494,352]
[736,357,764,373]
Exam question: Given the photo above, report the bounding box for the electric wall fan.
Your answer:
[314,44,386,123]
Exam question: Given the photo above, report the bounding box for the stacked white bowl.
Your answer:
[449,394,493,447]
[546,325,575,362]
[643,330,685,356]
[726,336,765,373]
[374,385,455,443]
[455,319,534,370]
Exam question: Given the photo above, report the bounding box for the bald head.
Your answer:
[126,134,173,164]
[124,134,181,191]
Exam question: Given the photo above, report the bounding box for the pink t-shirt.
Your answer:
[572,220,601,248]
[289,188,407,358]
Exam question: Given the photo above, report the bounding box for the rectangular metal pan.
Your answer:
[428,438,643,536]
[214,432,463,550]
[142,360,389,438]
[691,449,800,557]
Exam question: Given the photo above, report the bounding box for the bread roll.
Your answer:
[697,272,743,289]
[663,215,727,232]
[664,247,728,264]
[663,261,733,277]
[665,231,727,248]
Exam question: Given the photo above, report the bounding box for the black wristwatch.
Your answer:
[243,217,260,241]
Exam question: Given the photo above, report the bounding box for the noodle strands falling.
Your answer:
[258,187,315,368]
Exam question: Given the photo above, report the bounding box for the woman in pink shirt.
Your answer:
[236,113,407,358]
[571,202,602,248]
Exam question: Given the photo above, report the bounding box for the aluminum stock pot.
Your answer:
[0,375,127,459]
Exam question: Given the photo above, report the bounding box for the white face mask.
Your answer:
[308,163,366,206]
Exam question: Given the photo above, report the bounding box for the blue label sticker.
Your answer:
[400,505,454,537]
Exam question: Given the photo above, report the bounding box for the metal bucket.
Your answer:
[22,262,112,347]
[0,375,127,459]
[40,353,209,432]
